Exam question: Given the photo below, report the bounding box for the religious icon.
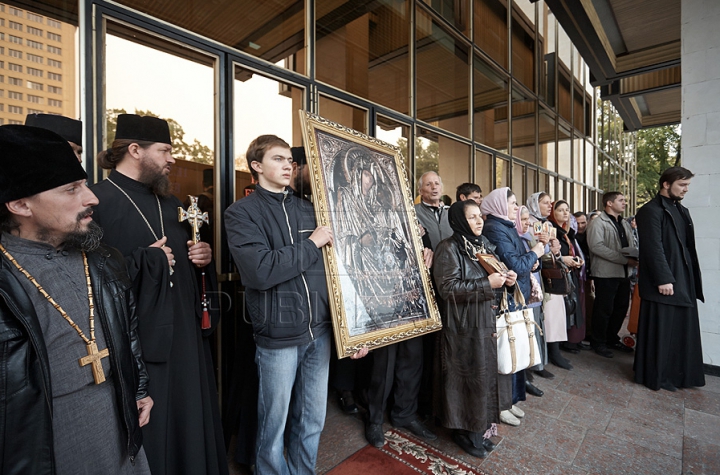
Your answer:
[475,253,510,275]
[299,111,441,358]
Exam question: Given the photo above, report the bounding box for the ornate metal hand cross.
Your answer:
[178,195,209,244]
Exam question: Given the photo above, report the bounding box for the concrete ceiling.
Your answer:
[544,0,681,131]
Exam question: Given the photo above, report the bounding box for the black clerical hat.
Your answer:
[115,114,172,145]
[0,125,87,203]
[25,113,82,145]
[291,146,307,166]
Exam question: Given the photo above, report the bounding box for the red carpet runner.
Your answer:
[327,429,486,475]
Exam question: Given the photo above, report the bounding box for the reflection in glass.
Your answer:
[475,149,492,198]
[512,162,525,204]
[473,55,508,150]
[573,135,582,180]
[416,8,470,138]
[495,156,509,189]
[319,95,367,134]
[105,26,215,207]
[426,0,469,36]
[0,4,77,127]
[475,0,508,69]
[234,67,304,199]
[527,167,536,197]
[511,90,536,163]
[557,122,571,177]
[417,127,470,199]
[538,1,555,107]
[316,0,410,114]
[538,106,555,171]
[512,5,534,91]
[115,0,306,74]
[376,114,411,180]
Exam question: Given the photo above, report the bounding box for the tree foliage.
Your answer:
[397,137,439,182]
[106,108,214,165]
[635,125,681,205]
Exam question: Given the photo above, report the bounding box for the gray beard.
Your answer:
[64,221,104,252]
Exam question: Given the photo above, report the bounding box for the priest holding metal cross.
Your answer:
[91,114,227,475]
[0,124,153,474]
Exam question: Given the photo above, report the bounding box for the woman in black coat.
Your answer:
[432,200,517,458]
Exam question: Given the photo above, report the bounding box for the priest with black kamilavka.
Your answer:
[634,166,705,392]
[25,112,84,161]
[91,114,228,475]
[0,124,153,474]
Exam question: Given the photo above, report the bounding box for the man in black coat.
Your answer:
[634,166,705,391]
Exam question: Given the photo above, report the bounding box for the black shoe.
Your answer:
[395,419,437,440]
[560,343,580,354]
[452,432,488,458]
[533,368,555,380]
[339,390,359,414]
[482,438,497,452]
[365,423,385,447]
[578,342,592,350]
[593,345,614,358]
[526,382,544,397]
[660,381,678,392]
[610,342,634,353]
[549,355,573,370]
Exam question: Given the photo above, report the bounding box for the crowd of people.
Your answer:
[0,114,705,475]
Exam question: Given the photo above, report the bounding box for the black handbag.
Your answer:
[541,256,574,295]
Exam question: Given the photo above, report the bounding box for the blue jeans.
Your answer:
[255,332,331,475]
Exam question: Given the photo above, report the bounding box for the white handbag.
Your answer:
[496,287,543,375]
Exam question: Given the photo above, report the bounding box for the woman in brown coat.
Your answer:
[433,200,517,458]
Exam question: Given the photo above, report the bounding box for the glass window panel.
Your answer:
[416,127,470,199]
[573,82,584,131]
[547,174,555,199]
[558,69,571,123]
[416,8,470,138]
[538,106,555,171]
[511,88,536,163]
[573,183,582,211]
[376,114,411,180]
[316,0,410,115]
[557,122,571,177]
[424,0,470,36]
[115,0,306,74]
[474,0,508,70]
[512,162,525,204]
[539,171,548,194]
[573,134,582,179]
[318,95,367,134]
[574,46,583,82]
[473,54,508,150]
[475,149,492,197]
[538,1,555,107]
[558,23,571,72]
[511,4,534,90]
[105,23,216,211]
[515,0,535,26]
[527,167,536,197]
[233,67,304,200]
[585,140,595,186]
[495,156,509,189]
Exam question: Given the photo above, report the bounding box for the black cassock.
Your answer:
[634,194,705,391]
[92,170,228,475]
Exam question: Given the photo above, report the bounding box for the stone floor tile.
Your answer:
[521,386,573,418]
[316,410,368,474]
[684,386,720,417]
[555,371,636,408]
[684,408,720,443]
[558,395,615,432]
[573,430,682,475]
[502,409,586,462]
[701,374,720,394]
[604,407,684,458]
[478,438,569,475]
[682,435,720,475]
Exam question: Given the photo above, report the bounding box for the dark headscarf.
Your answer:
[448,199,494,259]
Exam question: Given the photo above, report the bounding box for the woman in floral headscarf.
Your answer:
[526,192,573,370]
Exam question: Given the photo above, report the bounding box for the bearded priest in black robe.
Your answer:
[634,166,705,392]
[91,114,228,475]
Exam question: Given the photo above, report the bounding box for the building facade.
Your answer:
[0,0,641,387]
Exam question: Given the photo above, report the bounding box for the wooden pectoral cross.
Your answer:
[79,341,110,384]
[178,195,209,244]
